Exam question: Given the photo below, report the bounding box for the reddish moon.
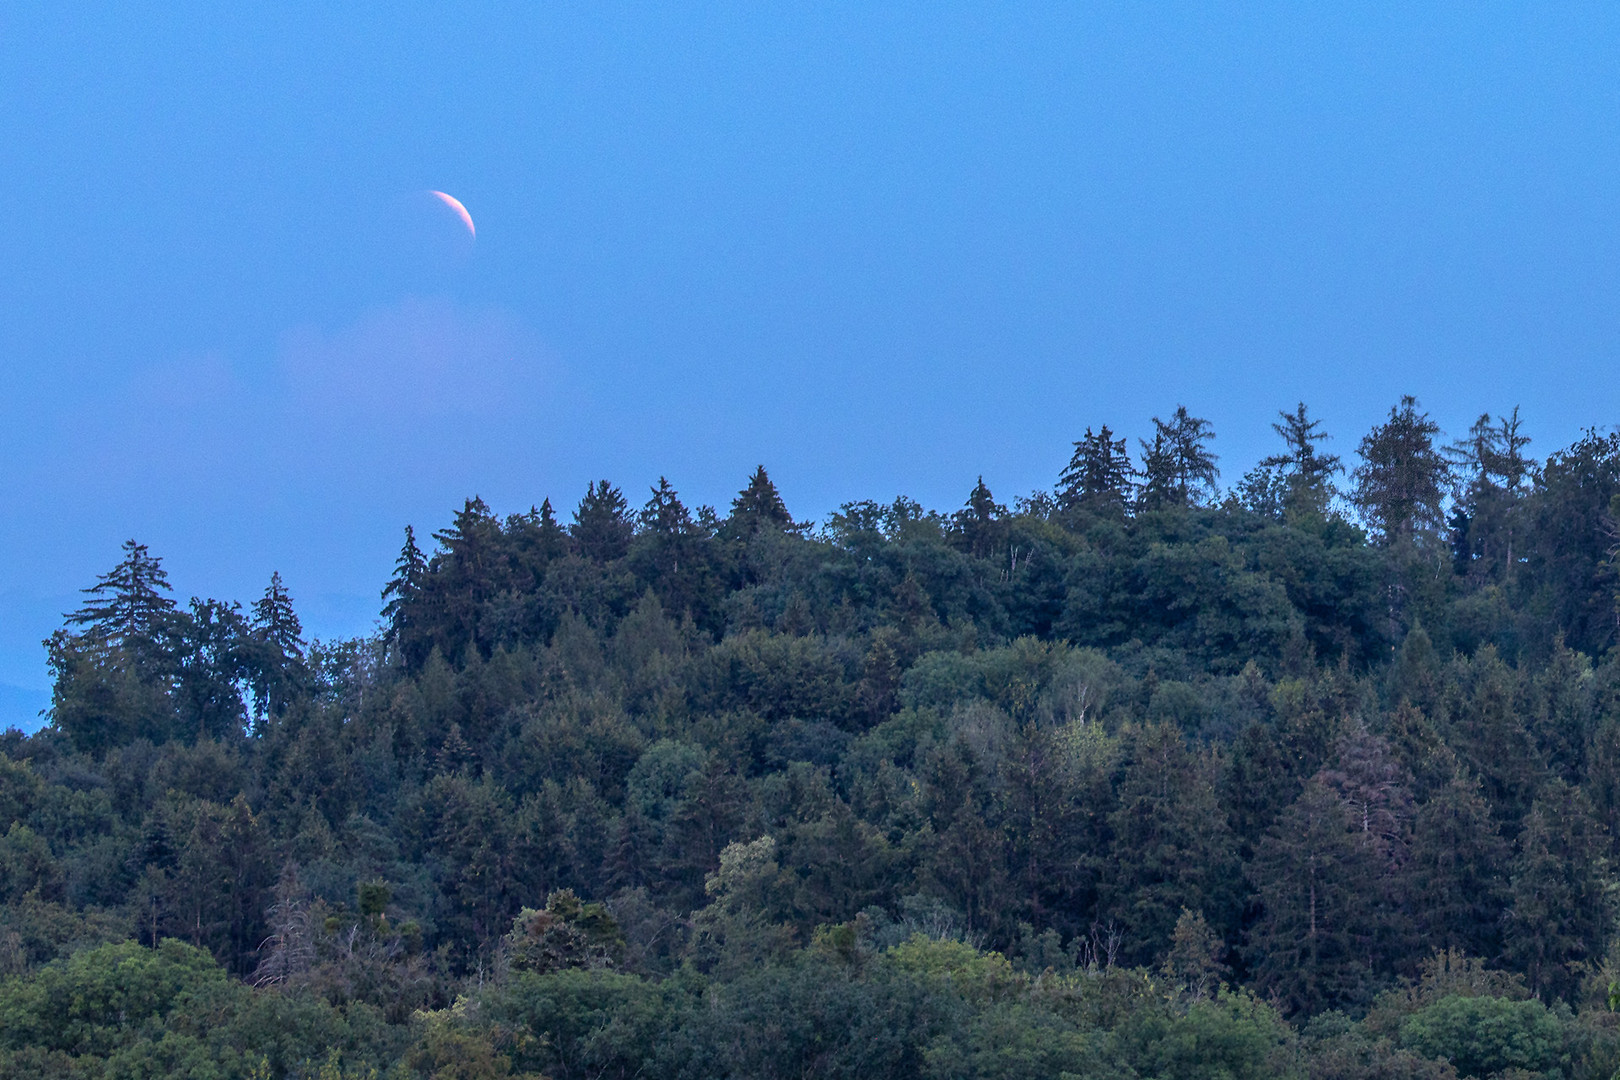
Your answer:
[430,191,476,239]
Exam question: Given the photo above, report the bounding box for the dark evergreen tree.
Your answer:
[1521,429,1620,655]
[1450,408,1534,584]
[728,465,795,534]
[251,573,304,660]
[1351,396,1451,547]
[1246,779,1383,1014]
[951,477,1006,559]
[47,541,183,751]
[857,630,901,726]
[1260,403,1342,519]
[572,480,635,562]
[640,477,698,542]
[67,539,180,661]
[1136,432,1177,513]
[1000,723,1104,942]
[1102,723,1239,966]
[505,499,570,579]
[1223,720,1298,861]
[1135,407,1218,512]
[425,497,507,659]
[1057,425,1134,518]
[634,477,717,627]
[381,525,428,659]
[1406,769,1509,960]
[247,572,307,722]
[1503,778,1612,1002]
[1446,646,1543,830]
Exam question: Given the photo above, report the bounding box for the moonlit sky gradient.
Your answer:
[3,3,1619,729]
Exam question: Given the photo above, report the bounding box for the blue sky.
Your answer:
[3,3,1619,729]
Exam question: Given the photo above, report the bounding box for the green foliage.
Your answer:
[13,420,1620,1077]
[1398,995,1565,1079]
[0,939,228,1056]
[505,889,624,974]
[1118,988,1296,1080]
[1352,396,1452,547]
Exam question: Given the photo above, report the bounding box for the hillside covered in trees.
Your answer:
[7,398,1620,1078]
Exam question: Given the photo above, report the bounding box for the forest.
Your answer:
[5,396,1620,1078]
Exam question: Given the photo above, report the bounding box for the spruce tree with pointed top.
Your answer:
[1351,396,1451,547]
[534,497,569,559]
[1136,430,1181,513]
[49,540,183,751]
[572,480,634,562]
[1260,403,1342,519]
[1057,425,1135,519]
[1450,407,1533,582]
[1246,778,1383,1014]
[1504,779,1612,1002]
[727,465,796,535]
[68,539,180,661]
[952,477,1006,558]
[636,477,718,627]
[381,525,428,664]
[252,572,304,661]
[248,572,307,721]
[1139,406,1219,510]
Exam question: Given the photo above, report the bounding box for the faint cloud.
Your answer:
[46,296,567,510]
[278,296,551,422]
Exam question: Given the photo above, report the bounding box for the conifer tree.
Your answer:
[1137,431,1179,513]
[951,477,1006,558]
[505,499,570,576]
[572,480,634,562]
[1406,770,1509,960]
[1351,396,1451,546]
[1161,908,1230,1003]
[1164,406,1220,505]
[68,539,179,658]
[1246,779,1383,1014]
[1137,407,1218,510]
[252,572,304,661]
[49,541,183,750]
[641,477,698,541]
[1103,723,1239,966]
[1523,429,1620,655]
[535,497,568,553]
[1504,779,1612,1001]
[249,573,307,721]
[426,497,507,659]
[381,525,427,645]
[1450,408,1533,582]
[728,465,795,533]
[433,498,502,587]
[1259,403,1342,518]
[1057,426,1135,518]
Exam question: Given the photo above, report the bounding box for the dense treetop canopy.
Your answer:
[8,401,1620,1078]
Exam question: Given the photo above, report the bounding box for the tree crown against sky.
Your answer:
[8,397,1620,1078]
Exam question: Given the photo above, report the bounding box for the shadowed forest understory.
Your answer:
[9,400,1620,1078]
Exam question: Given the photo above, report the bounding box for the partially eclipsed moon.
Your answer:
[430,190,476,239]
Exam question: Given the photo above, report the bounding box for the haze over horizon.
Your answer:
[4,3,1620,730]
